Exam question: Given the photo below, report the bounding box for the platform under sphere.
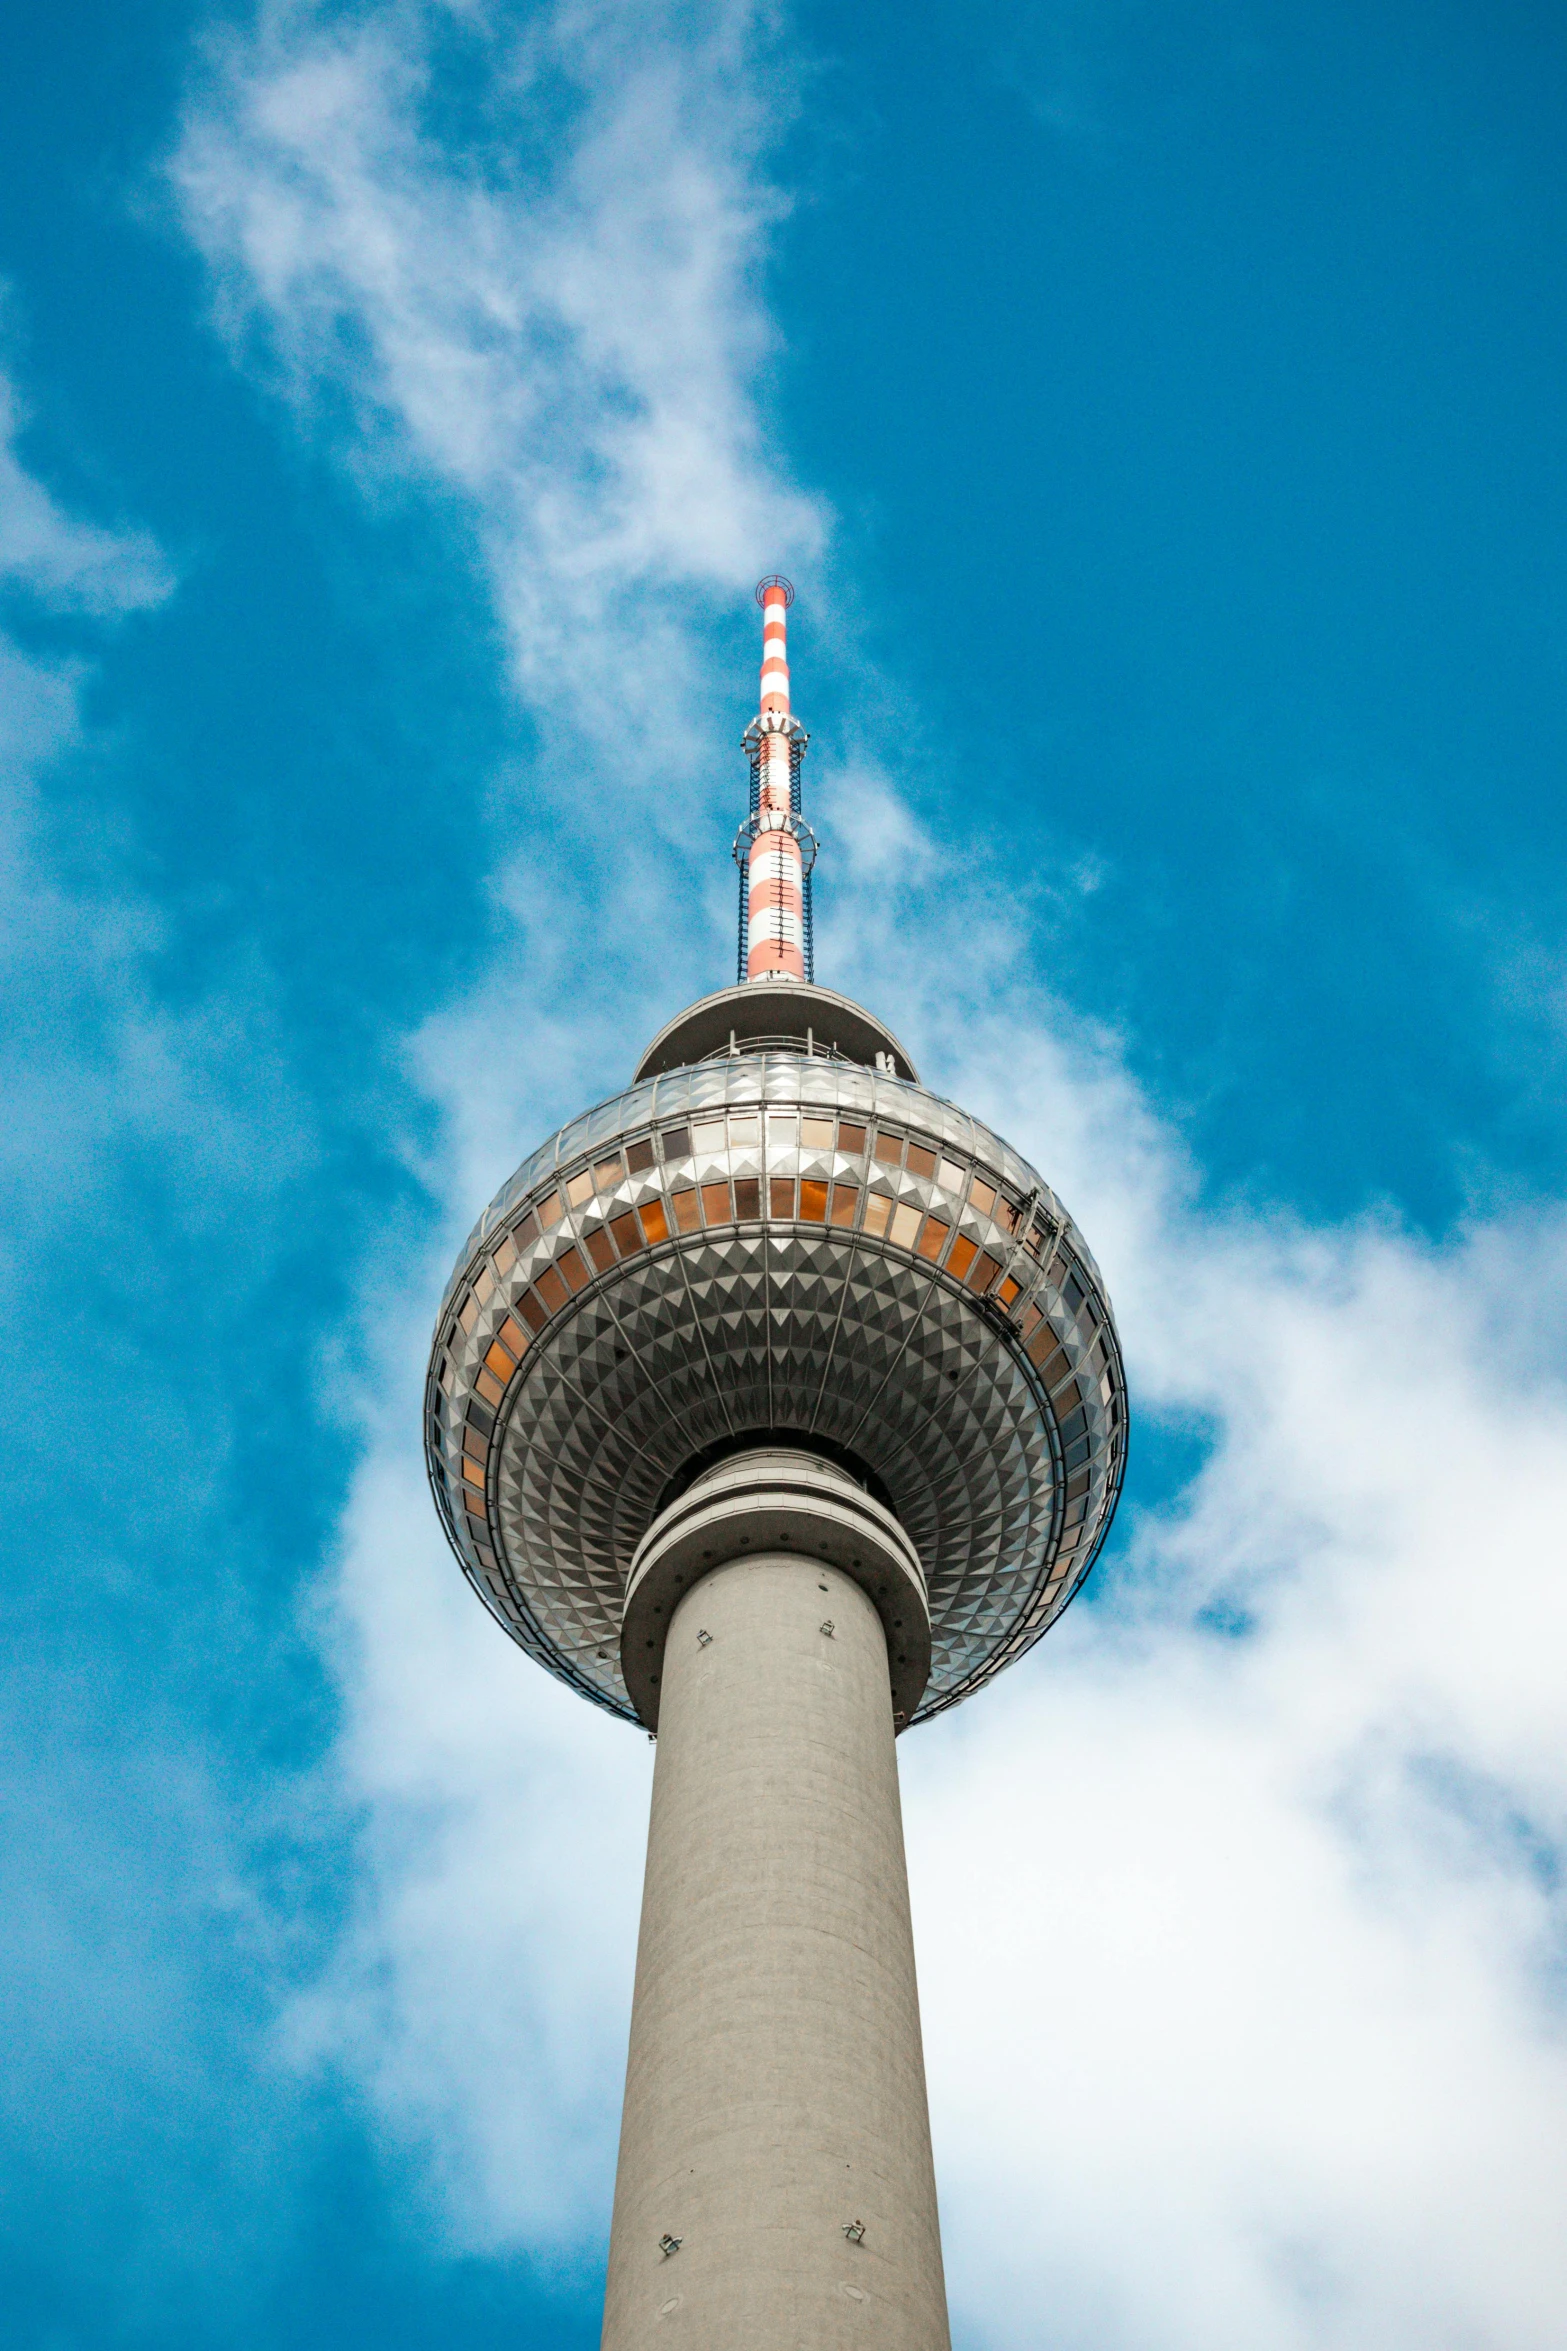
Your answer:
[425,1013,1128,1728]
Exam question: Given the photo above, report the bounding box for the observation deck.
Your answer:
[424,981,1127,1729]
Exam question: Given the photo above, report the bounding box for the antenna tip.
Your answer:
[755,574,795,608]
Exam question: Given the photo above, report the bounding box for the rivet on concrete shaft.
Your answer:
[658,2234,683,2258]
[843,2220,866,2244]
[696,1628,713,1647]
[820,1620,835,1637]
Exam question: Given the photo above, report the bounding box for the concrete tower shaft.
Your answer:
[602,1451,949,2351]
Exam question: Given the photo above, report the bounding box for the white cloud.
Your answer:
[175,7,1567,2346]
[289,1292,650,2252]
[0,368,329,2307]
[896,998,1567,2351]
[174,0,821,768]
[172,0,824,2244]
[0,367,216,1247]
[0,369,171,615]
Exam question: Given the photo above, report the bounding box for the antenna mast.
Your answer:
[736,577,816,984]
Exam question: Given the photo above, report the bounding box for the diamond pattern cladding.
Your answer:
[426,1054,1127,1728]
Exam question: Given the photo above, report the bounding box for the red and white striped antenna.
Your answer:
[736,577,816,983]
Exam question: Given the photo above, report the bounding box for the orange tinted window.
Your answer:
[498,1316,526,1356]
[917,1216,950,1260]
[566,1170,593,1207]
[733,1178,761,1219]
[829,1184,859,1227]
[997,1276,1021,1307]
[671,1188,700,1232]
[560,1248,589,1292]
[873,1131,902,1167]
[968,1251,1000,1293]
[483,1340,515,1381]
[947,1235,977,1280]
[801,1118,834,1150]
[799,1179,829,1221]
[539,1191,564,1228]
[969,1178,995,1217]
[770,1178,795,1219]
[475,1368,504,1407]
[839,1122,866,1152]
[585,1228,615,1271]
[863,1193,893,1236]
[700,1181,731,1224]
[536,1266,568,1312]
[638,1200,670,1245]
[609,1212,641,1257]
[906,1143,936,1179]
[517,1291,547,1333]
[890,1202,922,1248]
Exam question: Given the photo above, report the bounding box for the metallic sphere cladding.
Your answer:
[425,1037,1127,1729]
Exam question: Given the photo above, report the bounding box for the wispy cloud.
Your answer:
[173,0,827,2251]
[0,360,334,2321]
[0,364,185,1236]
[895,993,1567,2350]
[0,364,305,1256]
[175,0,821,761]
[173,5,1567,2344]
[0,369,171,615]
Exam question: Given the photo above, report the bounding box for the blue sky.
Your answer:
[3,3,1566,2346]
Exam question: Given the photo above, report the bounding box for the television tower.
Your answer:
[426,582,1127,2348]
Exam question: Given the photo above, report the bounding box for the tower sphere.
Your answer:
[424,977,1127,1730]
